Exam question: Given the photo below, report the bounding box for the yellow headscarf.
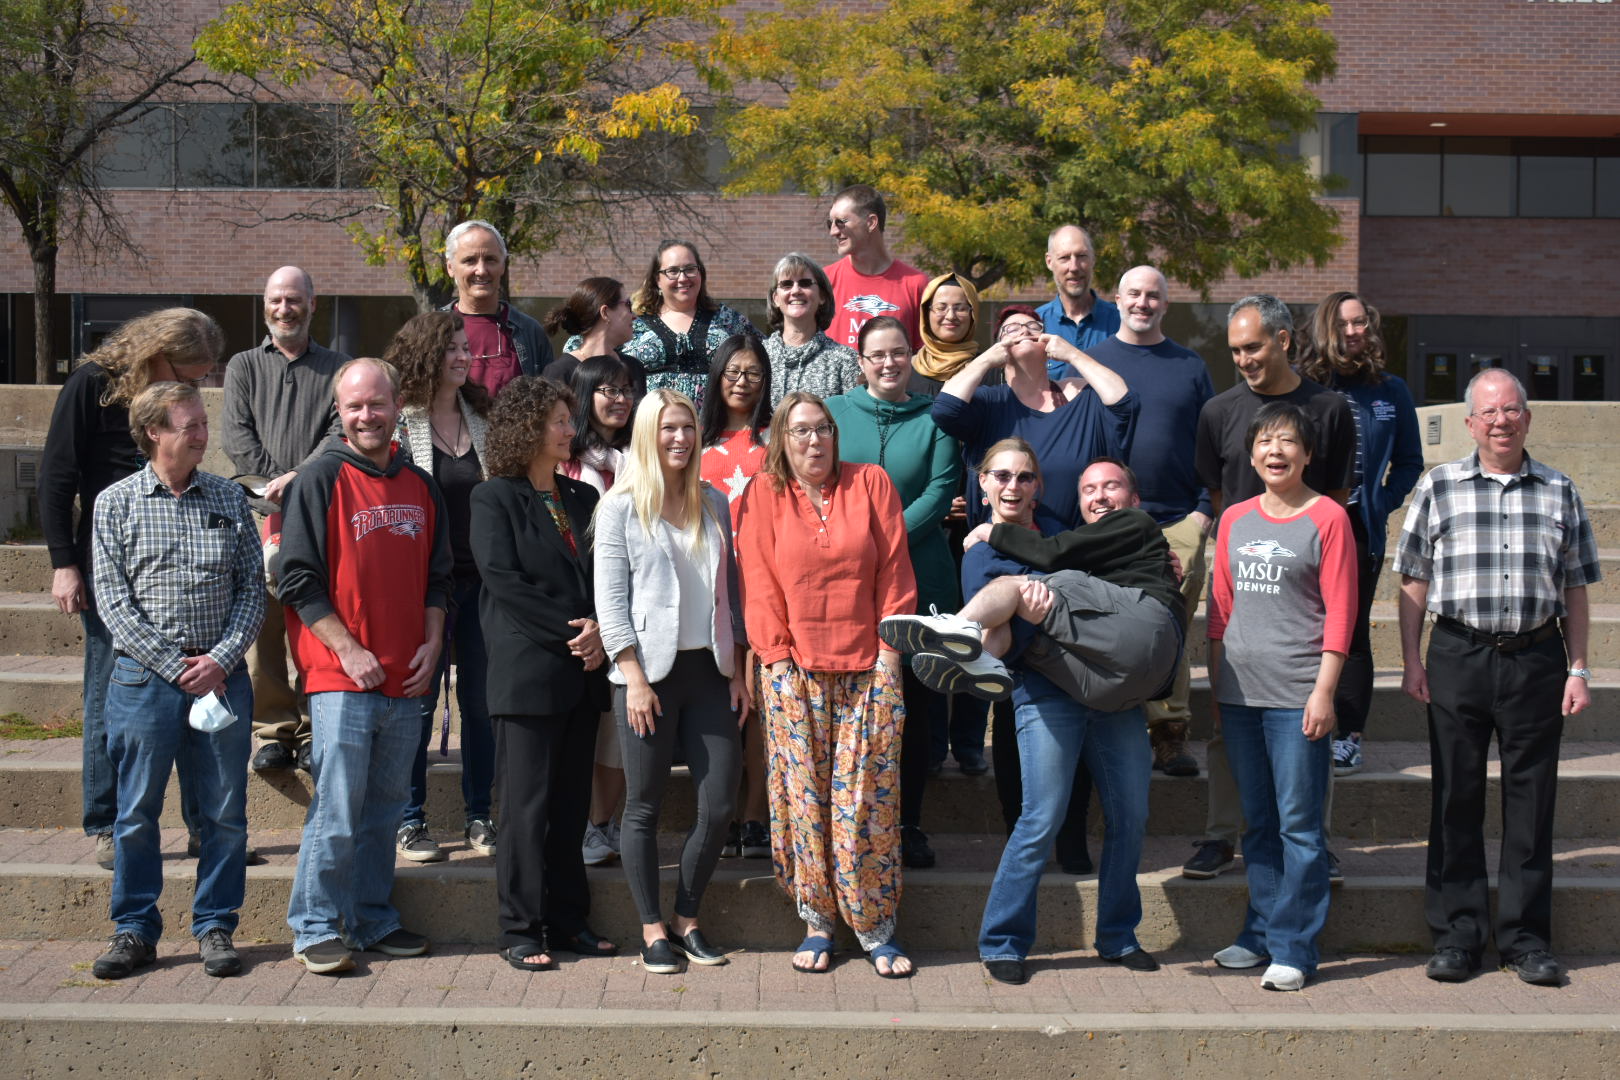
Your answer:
[911,273,983,381]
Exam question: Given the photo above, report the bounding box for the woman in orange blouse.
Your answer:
[734,390,918,978]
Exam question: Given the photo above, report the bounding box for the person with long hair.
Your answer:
[826,315,961,870]
[383,311,498,864]
[615,240,756,410]
[734,391,918,978]
[1297,291,1422,776]
[1207,401,1355,992]
[594,390,749,974]
[697,334,773,860]
[762,252,860,406]
[472,376,617,970]
[40,308,224,870]
[541,276,646,396]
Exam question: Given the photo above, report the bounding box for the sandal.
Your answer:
[868,940,914,980]
[551,927,619,957]
[792,934,835,974]
[499,941,555,971]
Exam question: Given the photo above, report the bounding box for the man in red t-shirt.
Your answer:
[823,184,929,351]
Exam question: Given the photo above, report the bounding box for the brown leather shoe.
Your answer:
[1151,721,1200,777]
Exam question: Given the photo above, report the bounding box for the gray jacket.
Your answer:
[594,483,745,685]
[440,301,555,377]
[397,398,491,479]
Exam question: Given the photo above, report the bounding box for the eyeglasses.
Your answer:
[615,297,633,309]
[827,216,855,230]
[861,349,912,364]
[658,264,701,280]
[999,321,1042,339]
[787,423,834,443]
[930,303,971,317]
[721,368,765,384]
[594,385,633,400]
[1336,317,1370,331]
[775,277,815,292]
[984,469,1039,486]
[1472,405,1526,423]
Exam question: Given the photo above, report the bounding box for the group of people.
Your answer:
[41,184,1595,993]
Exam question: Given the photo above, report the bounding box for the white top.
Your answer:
[663,518,716,651]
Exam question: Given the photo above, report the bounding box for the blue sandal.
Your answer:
[793,934,834,974]
[868,940,914,979]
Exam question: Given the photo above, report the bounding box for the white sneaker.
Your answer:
[913,651,1012,701]
[1260,963,1307,991]
[879,607,984,660]
[1213,944,1268,969]
[582,821,616,866]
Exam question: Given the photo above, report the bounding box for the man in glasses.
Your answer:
[442,219,554,397]
[823,184,929,350]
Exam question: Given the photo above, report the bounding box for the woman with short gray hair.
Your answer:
[762,253,861,406]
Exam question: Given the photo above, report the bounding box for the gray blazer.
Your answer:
[397,397,490,478]
[594,483,745,686]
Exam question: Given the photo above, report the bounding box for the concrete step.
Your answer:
[1373,550,1620,604]
[0,594,84,656]
[4,951,1619,1080]
[5,740,1620,841]
[0,544,53,593]
[4,829,1620,954]
[0,654,80,721]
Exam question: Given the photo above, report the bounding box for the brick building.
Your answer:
[0,0,1615,398]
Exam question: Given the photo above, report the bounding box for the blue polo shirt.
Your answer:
[1036,292,1121,380]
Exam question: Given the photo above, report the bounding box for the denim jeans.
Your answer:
[979,690,1151,961]
[105,657,252,943]
[288,691,420,952]
[404,579,493,827]
[1221,703,1332,973]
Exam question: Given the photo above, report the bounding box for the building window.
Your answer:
[1364,136,1620,219]
[1363,136,1440,216]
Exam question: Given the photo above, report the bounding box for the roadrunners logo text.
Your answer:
[351,504,425,541]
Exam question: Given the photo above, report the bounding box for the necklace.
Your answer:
[430,402,467,456]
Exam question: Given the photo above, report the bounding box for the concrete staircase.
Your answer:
[3,399,1620,1076]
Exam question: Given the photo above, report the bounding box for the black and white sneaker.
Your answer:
[879,606,985,660]
[913,651,1012,701]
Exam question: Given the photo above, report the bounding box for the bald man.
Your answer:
[1036,226,1121,380]
[222,266,349,772]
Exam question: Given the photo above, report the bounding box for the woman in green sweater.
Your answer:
[825,315,962,870]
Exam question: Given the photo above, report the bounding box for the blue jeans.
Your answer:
[287,691,420,952]
[105,657,252,943]
[1221,703,1332,973]
[979,691,1151,961]
[403,579,493,827]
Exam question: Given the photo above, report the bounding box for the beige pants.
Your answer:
[1144,513,1208,733]
[248,591,309,747]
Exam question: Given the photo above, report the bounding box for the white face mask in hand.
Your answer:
[189,691,236,733]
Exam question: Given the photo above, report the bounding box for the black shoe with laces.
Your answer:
[1425,946,1479,983]
[93,931,156,980]
[251,742,295,772]
[199,928,242,977]
[1504,949,1564,987]
[739,820,770,858]
[1181,839,1237,879]
[1102,948,1160,972]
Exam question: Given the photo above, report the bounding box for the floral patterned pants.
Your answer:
[762,661,904,951]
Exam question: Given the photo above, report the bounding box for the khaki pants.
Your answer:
[248,591,309,747]
[1144,514,1208,734]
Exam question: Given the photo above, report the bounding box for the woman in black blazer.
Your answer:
[471,376,618,970]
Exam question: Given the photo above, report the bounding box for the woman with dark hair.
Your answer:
[542,276,646,396]
[1297,291,1422,775]
[1208,400,1355,992]
[471,375,617,970]
[384,311,497,864]
[825,315,961,870]
[614,240,755,410]
[763,252,860,406]
[734,391,919,978]
[909,273,992,396]
[40,307,224,870]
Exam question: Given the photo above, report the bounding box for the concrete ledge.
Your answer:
[2,1005,1617,1079]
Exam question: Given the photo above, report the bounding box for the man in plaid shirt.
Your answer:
[88,382,266,981]
[1394,368,1599,988]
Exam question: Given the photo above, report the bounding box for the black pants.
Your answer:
[492,704,599,949]
[616,651,741,925]
[900,668,941,830]
[990,699,1091,863]
[1335,510,1379,736]
[1425,620,1565,960]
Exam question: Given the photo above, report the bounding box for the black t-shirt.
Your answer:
[432,443,483,583]
[1194,376,1357,508]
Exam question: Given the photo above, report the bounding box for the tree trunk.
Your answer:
[32,248,58,384]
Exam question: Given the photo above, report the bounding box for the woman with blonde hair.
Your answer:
[40,308,224,869]
[594,389,748,973]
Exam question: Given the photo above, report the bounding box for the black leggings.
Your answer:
[1336,509,1379,736]
[616,650,742,925]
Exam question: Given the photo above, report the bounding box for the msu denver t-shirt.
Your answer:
[1207,495,1356,709]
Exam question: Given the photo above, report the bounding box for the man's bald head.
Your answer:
[263,266,316,352]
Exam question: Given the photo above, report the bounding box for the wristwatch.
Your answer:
[1568,667,1592,680]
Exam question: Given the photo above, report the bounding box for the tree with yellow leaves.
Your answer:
[719,0,1341,293]
[198,0,726,309]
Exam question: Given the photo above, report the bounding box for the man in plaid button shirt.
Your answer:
[1395,368,1599,988]
[88,382,266,981]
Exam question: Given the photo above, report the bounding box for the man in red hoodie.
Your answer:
[279,357,452,974]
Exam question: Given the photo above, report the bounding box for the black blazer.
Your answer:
[470,473,609,716]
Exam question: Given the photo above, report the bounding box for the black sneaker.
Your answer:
[739,820,770,858]
[1182,840,1237,879]
[721,820,742,858]
[198,928,242,977]
[465,818,497,856]
[92,932,155,980]
[296,742,313,772]
[369,928,429,957]
[1327,849,1344,885]
[640,937,682,975]
[901,825,936,869]
[396,822,446,863]
[251,742,295,772]
[1102,948,1160,972]
[296,937,354,975]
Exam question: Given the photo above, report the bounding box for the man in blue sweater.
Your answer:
[1082,266,1215,777]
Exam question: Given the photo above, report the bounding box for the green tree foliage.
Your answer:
[719,0,1341,293]
[198,0,726,310]
[0,1,200,382]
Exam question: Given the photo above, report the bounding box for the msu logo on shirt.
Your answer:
[1234,538,1294,594]
[350,504,426,541]
[844,294,899,317]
